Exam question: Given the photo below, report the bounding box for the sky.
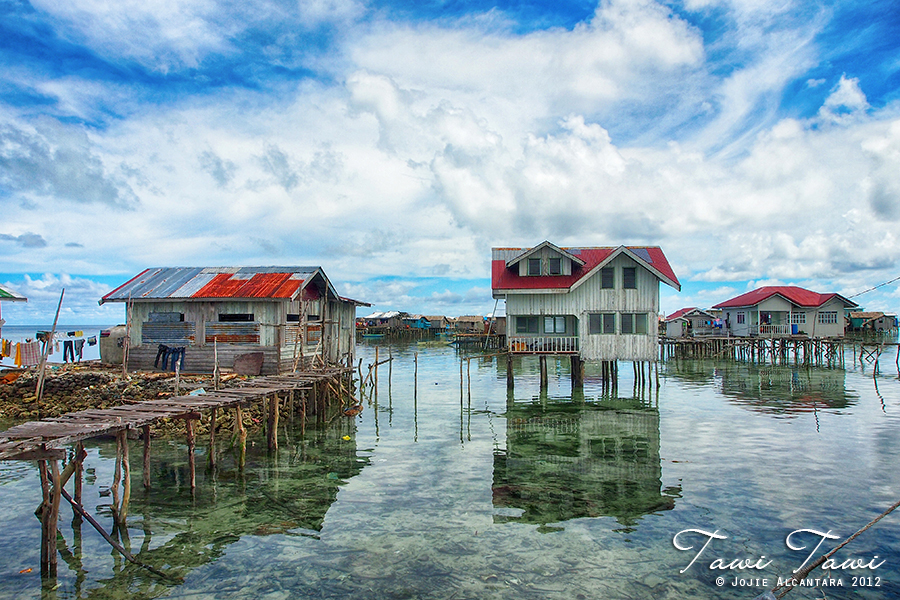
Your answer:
[1,0,899,325]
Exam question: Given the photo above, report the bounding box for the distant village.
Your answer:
[0,241,897,376]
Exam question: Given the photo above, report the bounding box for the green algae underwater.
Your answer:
[2,340,900,599]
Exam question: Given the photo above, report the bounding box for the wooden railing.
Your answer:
[757,324,792,336]
[508,336,579,353]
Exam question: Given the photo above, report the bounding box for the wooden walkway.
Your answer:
[0,367,352,461]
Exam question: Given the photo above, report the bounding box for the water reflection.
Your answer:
[52,422,368,598]
[492,396,678,532]
[667,359,857,416]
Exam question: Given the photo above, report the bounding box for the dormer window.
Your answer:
[549,257,562,275]
[528,258,541,276]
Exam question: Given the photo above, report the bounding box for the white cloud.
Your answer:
[818,74,869,125]
[30,0,233,71]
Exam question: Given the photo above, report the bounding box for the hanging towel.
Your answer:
[14,343,22,367]
[20,340,40,367]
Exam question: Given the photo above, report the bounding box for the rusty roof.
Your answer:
[101,267,333,304]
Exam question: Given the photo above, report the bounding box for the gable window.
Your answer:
[218,313,254,322]
[621,313,648,334]
[516,316,539,334]
[549,257,562,275]
[589,313,616,334]
[528,258,541,276]
[601,267,614,289]
[818,311,838,325]
[623,267,637,289]
[544,316,566,333]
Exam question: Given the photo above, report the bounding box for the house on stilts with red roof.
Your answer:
[712,286,857,338]
[491,242,681,379]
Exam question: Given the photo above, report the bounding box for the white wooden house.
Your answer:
[664,307,718,338]
[491,242,680,361]
[712,286,857,338]
[100,267,368,374]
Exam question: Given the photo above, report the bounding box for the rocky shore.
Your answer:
[0,365,256,435]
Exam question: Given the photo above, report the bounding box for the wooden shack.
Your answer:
[100,267,368,374]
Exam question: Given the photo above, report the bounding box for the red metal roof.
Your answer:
[492,246,679,292]
[666,307,699,321]
[712,286,857,309]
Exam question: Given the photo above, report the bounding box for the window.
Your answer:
[623,267,637,289]
[148,312,183,322]
[528,258,541,276]
[544,316,566,333]
[516,316,539,334]
[818,311,838,325]
[620,313,648,334]
[589,313,616,334]
[789,312,806,324]
[601,267,614,289]
[549,257,562,275]
[218,313,254,322]
[736,312,745,325]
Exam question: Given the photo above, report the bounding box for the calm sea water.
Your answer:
[1,340,899,599]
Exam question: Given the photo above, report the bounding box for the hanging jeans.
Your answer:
[169,347,186,371]
[63,340,75,362]
[74,339,85,361]
[155,344,169,369]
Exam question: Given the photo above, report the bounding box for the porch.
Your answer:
[508,335,579,354]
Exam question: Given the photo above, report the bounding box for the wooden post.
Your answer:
[186,418,196,491]
[118,430,130,525]
[539,356,548,391]
[35,288,65,419]
[208,407,217,469]
[267,394,279,451]
[414,352,418,400]
[142,426,151,490]
[74,441,84,507]
[506,353,514,391]
[570,355,583,389]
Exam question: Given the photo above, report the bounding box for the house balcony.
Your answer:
[755,324,794,337]
[508,335,579,354]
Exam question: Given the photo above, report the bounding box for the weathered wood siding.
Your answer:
[123,295,359,372]
[506,254,660,361]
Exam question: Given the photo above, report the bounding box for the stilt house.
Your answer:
[712,286,857,338]
[100,267,368,375]
[491,242,680,361]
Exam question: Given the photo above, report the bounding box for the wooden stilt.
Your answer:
[118,430,130,525]
[40,459,61,577]
[142,426,151,490]
[267,394,279,451]
[186,418,196,491]
[506,353,514,390]
[208,407,217,469]
[74,441,84,508]
[539,356,548,391]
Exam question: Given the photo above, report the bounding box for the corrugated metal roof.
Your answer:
[492,245,680,292]
[0,284,27,302]
[101,267,322,303]
[712,286,859,310]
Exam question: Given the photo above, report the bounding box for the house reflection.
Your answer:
[492,397,677,531]
[667,359,856,415]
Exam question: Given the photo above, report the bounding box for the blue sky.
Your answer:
[1,0,899,324]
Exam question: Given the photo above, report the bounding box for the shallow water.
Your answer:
[2,341,900,599]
